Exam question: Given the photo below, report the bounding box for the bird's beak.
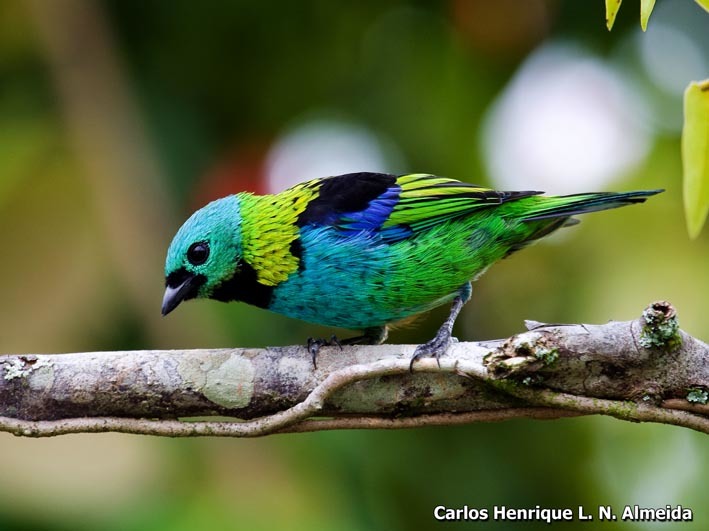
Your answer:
[161,274,196,316]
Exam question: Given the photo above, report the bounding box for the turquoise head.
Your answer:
[162,195,242,315]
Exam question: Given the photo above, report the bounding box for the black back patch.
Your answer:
[297,172,397,226]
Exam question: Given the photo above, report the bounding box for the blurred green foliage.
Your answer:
[0,1,708,530]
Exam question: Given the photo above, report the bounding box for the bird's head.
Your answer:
[162,196,243,316]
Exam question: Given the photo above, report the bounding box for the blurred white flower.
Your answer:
[482,44,651,194]
[266,118,401,193]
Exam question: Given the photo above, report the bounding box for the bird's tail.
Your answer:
[520,189,664,222]
[502,189,663,257]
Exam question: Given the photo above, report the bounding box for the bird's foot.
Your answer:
[306,327,388,369]
[409,330,455,371]
[409,284,470,371]
[306,335,342,369]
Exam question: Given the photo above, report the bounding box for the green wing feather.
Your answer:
[383,173,541,234]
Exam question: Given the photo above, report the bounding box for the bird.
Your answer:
[162,172,662,368]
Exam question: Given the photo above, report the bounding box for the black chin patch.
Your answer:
[211,261,273,309]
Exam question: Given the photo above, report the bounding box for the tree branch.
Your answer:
[1,301,708,437]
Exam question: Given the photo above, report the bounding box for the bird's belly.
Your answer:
[268,226,494,330]
[270,270,458,330]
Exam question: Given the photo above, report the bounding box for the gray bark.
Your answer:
[1,302,708,437]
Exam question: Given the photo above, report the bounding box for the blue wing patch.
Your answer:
[336,185,404,235]
[296,172,540,244]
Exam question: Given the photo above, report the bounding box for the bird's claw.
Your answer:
[329,335,343,349]
[409,288,468,372]
[306,335,342,369]
[409,335,452,372]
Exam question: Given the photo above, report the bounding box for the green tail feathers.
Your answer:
[501,188,663,258]
[521,189,664,222]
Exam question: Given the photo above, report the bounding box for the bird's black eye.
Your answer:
[187,242,210,265]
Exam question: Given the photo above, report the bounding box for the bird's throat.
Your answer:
[211,261,274,309]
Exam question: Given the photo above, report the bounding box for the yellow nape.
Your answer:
[239,182,319,286]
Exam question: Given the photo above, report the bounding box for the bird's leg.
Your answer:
[306,327,388,369]
[409,282,472,371]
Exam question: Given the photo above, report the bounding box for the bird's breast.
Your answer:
[267,225,484,329]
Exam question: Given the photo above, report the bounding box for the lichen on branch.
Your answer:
[1,302,708,438]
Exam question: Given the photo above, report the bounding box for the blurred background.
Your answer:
[0,0,707,529]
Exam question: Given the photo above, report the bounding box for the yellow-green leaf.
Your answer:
[683,80,709,239]
[640,0,656,31]
[605,0,623,30]
[694,0,709,13]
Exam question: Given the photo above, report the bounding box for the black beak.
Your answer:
[162,274,197,316]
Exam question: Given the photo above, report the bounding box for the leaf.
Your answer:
[605,0,623,30]
[640,0,656,31]
[683,80,709,239]
[695,0,709,13]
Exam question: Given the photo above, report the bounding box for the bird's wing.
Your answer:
[297,172,541,242]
